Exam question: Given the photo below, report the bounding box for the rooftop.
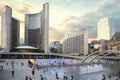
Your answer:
[15,46,38,49]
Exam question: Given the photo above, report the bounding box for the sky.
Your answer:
[0,0,120,44]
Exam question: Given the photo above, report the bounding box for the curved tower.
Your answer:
[1,6,20,52]
[1,6,12,52]
[25,3,49,53]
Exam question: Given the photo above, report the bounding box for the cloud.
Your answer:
[0,0,35,14]
[12,4,32,14]
[18,0,25,2]
[60,16,97,38]
[51,0,120,42]
[49,27,65,43]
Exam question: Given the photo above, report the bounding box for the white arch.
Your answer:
[97,51,120,63]
[89,50,112,63]
[81,50,120,64]
[81,50,105,64]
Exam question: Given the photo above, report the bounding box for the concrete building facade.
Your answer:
[25,3,49,53]
[98,18,116,40]
[108,32,120,51]
[1,6,20,52]
[63,32,88,55]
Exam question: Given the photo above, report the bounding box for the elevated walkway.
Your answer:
[0,52,83,59]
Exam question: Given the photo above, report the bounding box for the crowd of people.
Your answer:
[25,69,74,80]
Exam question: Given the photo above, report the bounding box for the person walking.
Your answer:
[25,76,28,80]
[63,72,68,80]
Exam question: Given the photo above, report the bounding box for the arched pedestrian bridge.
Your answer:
[81,50,120,64]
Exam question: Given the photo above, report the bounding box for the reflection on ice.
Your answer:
[80,64,103,74]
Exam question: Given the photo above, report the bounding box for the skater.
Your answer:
[11,61,14,69]
[32,69,35,76]
[63,72,68,80]
[70,75,73,80]
[21,62,24,66]
[1,65,3,70]
[6,63,8,66]
[108,74,111,79]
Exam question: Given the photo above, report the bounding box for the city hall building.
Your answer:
[0,3,49,53]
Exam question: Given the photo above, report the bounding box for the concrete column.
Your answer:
[1,6,12,52]
[43,3,49,54]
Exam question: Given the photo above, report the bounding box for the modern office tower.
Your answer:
[98,18,116,40]
[1,6,20,52]
[25,3,49,53]
[62,32,88,55]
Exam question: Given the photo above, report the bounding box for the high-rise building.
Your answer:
[62,32,88,55]
[98,18,116,40]
[25,3,49,53]
[1,6,20,52]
